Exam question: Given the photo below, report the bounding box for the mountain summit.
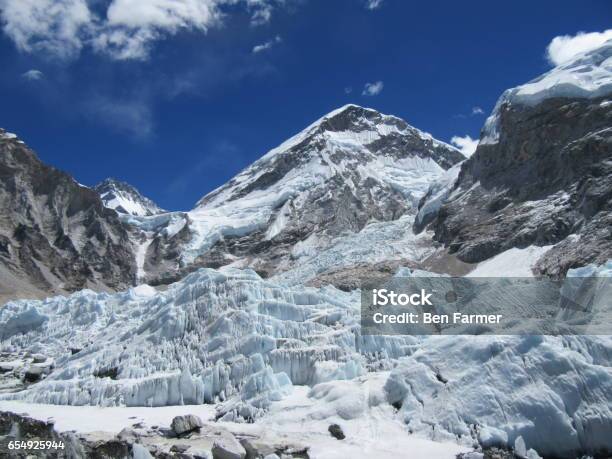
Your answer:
[94,178,165,217]
[139,104,465,284]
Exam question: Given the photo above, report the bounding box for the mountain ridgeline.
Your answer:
[0,41,611,302]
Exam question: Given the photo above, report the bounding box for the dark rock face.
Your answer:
[429,97,612,276]
[0,131,137,302]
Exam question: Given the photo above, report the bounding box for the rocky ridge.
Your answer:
[0,130,137,304]
[417,42,612,276]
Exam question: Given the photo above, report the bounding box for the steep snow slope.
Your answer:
[135,104,464,284]
[1,265,611,457]
[94,178,165,217]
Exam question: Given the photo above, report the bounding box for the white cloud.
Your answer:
[252,35,281,53]
[546,29,612,66]
[0,0,91,59]
[362,80,383,96]
[248,0,273,26]
[344,86,353,94]
[451,135,478,157]
[21,69,44,81]
[0,0,285,60]
[471,106,484,115]
[365,0,383,10]
[105,0,219,30]
[96,0,223,60]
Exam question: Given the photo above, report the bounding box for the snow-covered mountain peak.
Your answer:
[137,106,467,279]
[94,178,165,217]
[196,105,463,209]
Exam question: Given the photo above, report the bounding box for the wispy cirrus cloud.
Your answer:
[79,92,154,140]
[546,29,612,66]
[362,80,383,96]
[471,106,484,115]
[453,106,485,119]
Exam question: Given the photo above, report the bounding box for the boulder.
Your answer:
[170,443,191,453]
[242,438,276,458]
[171,414,203,437]
[23,365,45,383]
[31,354,47,363]
[328,424,345,440]
[211,431,246,459]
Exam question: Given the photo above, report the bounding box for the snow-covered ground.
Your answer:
[466,245,553,277]
[0,382,470,459]
[0,401,215,434]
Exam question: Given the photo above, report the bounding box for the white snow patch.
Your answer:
[466,245,553,277]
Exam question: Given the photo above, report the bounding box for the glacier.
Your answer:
[1,264,611,457]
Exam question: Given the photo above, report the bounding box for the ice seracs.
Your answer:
[1,264,611,457]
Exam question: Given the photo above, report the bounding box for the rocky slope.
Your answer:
[418,41,612,276]
[94,178,165,217]
[0,130,137,303]
[139,104,464,285]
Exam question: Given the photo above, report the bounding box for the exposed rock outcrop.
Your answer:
[418,43,612,276]
[0,130,137,303]
[430,97,611,276]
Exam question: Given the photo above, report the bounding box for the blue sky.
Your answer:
[0,0,610,210]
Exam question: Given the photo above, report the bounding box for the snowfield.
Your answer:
[1,265,611,458]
